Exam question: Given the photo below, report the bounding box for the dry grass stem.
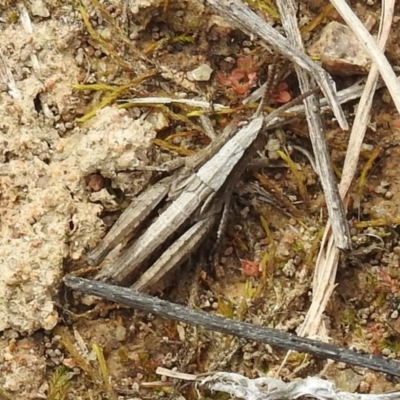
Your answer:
[203,0,348,130]
[276,0,351,254]
[301,0,395,339]
[331,0,400,114]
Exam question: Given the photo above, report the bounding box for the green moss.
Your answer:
[380,338,400,353]
[339,306,358,330]
[46,366,71,400]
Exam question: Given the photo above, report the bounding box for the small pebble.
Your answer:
[201,300,210,308]
[57,123,66,133]
[187,64,213,81]
[115,325,127,341]
[75,48,84,66]
[31,0,50,17]
[85,46,95,57]
[224,56,235,64]
[382,91,392,104]
[307,21,371,76]
[243,352,253,361]
[384,191,393,199]
[381,348,392,356]
[361,143,374,151]
[393,246,400,255]
[359,381,370,393]
[374,186,386,194]
[174,42,183,52]
[224,246,234,256]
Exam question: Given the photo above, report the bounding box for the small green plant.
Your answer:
[46,366,71,400]
[339,306,358,330]
[381,337,400,353]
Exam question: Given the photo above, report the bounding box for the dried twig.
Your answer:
[202,0,348,130]
[300,0,395,339]
[63,276,400,377]
[119,97,227,111]
[18,4,41,76]
[154,368,400,399]
[0,49,20,100]
[276,0,351,252]
[330,0,400,115]
[275,0,348,374]
[156,367,200,381]
[124,76,396,127]
[201,372,400,400]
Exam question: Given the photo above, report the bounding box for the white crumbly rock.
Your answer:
[128,0,164,14]
[307,21,371,76]
[0,105,156,333]
[0,336,47,395]
[0,11,156,334]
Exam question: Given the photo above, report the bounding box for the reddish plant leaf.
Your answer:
[217,71,231,86]
[230,68,246,80]
[247,71,257,86]
[240,259,260,277]
[217,57,258,96]
[277,82,289,91]
[270,82,292,103]
[391,119,400,128]
[231,80,250,95]
[236,55,255,73]
[276,90,291,103]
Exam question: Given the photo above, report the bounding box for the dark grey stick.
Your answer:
[63,276,400,377]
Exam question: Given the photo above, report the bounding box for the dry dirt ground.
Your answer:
[1,0,400,399]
